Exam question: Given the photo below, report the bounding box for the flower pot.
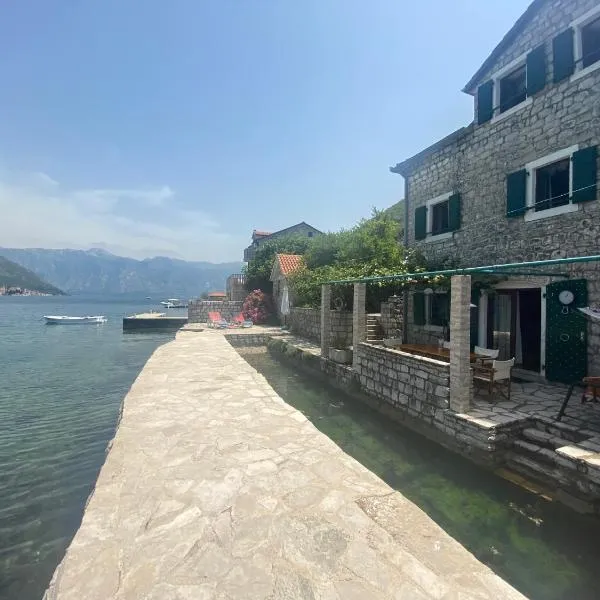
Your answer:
[329,348,353,364]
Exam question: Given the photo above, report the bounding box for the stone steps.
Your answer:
[366,316,384,343]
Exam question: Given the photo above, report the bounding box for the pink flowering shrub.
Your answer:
[242,290,273,324]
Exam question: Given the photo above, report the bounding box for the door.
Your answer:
[545,279,587,383]
[519,289,541,372]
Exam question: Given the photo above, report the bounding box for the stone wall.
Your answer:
[188,300,243,323]
[403,0,600,373]
[226,274,247,302]
[288,307,353,347]
[354,343,450,418]
[380,297,404,339]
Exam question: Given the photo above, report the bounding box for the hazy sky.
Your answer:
[0,0,531,262]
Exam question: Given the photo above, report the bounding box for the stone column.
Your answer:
[449,275,473,413]
[321,285,332,357]
[352,283,367,369]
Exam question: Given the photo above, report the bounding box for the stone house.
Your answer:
[391,0,600,383]
[243,222,321,262]
[270,253,304,320]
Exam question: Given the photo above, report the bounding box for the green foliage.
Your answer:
[243,235,313,293]
[289,212,424,310]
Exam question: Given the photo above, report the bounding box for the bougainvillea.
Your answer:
[242,289,273,324]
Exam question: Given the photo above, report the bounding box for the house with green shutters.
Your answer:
[391,0,600,383]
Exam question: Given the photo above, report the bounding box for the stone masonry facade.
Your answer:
[288,307,353,347]
[399,0,600,373]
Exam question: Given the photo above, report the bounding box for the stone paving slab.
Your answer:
[44,331,525,600]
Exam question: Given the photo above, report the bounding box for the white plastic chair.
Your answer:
[442,340,452,349]
[473,358,515,400]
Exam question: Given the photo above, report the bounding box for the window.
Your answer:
[307,231,313,238]
[429,293,449,327]
[507,144,597,221]
[499,64,527,113]
[534,158,570,212]
[582,16,600,68]
[431,200,449,235]
[570,5,600,80]
[413,290,449,329]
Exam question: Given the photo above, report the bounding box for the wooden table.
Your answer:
[397,344,481,363]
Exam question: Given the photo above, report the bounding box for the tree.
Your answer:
[288,212,424,310]
[243,235,313,293]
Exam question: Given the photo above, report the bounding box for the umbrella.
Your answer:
[280,285,290,316]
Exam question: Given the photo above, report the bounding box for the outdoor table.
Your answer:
[557,377,600,421]
[397,344,481,363]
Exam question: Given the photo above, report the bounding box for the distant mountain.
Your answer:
[0,256,63,295]
[0,248,242,297]
[384,199,404,222]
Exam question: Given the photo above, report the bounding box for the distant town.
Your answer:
[0,286,54,297]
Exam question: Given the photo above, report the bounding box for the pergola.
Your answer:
[321,254,600,413]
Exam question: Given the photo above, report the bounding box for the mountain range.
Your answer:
[0,256,63,295]
[0,248,242,297]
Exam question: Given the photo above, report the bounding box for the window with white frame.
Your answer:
[499,63,527,113]
[574,5,600,76]
[525,145,578,220]
[427,193,451,237]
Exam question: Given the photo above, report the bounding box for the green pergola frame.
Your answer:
[325,255,600,285]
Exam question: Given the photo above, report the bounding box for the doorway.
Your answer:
[486,288,542,372]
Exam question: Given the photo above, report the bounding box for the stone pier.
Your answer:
[44,329,524,600]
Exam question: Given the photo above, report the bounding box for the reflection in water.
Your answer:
[242,349,600,600]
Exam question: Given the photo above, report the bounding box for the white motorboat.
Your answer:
[44,315,107,325]
[160,298,188,309]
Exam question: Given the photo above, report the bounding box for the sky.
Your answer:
[0,0,531,263]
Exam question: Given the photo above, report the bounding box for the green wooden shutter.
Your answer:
[553,28,574,83]
[448,193,461,231]
[506,169,527,218]
[414,206,427,240]
[526,44,546,95]
[413,292,426,326]
[477,80,494,124]
[572,146,598,203]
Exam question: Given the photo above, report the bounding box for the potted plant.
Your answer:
[328,335,353,364]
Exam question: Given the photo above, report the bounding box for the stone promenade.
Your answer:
[44,329,525,600]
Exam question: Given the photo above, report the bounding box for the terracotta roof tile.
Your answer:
[276,254,304,276]
[208,291,227,297]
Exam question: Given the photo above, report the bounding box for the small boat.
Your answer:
[44,315,107,325]
[160,298,188,309]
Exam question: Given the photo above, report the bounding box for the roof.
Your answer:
[390,124,474,177]
[207,291,227,297]
[252,230,272,238]
[275,254,304,277]
[462,0,547,94]
[254,222,322,243]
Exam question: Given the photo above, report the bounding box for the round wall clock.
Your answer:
[558,290,575,305]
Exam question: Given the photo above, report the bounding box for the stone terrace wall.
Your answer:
[188,300,243,323]
[288,308,353,347]
[379,300,404,339]
[354,343,450,419]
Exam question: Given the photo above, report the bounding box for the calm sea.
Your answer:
[0,295,181,600]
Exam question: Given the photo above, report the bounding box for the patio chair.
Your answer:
[207,311,228,328]
[231,313,253,328]
[474,345,500,365]
[442,341,452,349]
[473,358,515,401]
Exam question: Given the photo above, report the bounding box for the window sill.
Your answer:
[524,203,580,222]
[491,96,532,124]
[571,60,600,83]
[424,231,453,243]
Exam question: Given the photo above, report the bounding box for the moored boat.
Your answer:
[44,315,107,325]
